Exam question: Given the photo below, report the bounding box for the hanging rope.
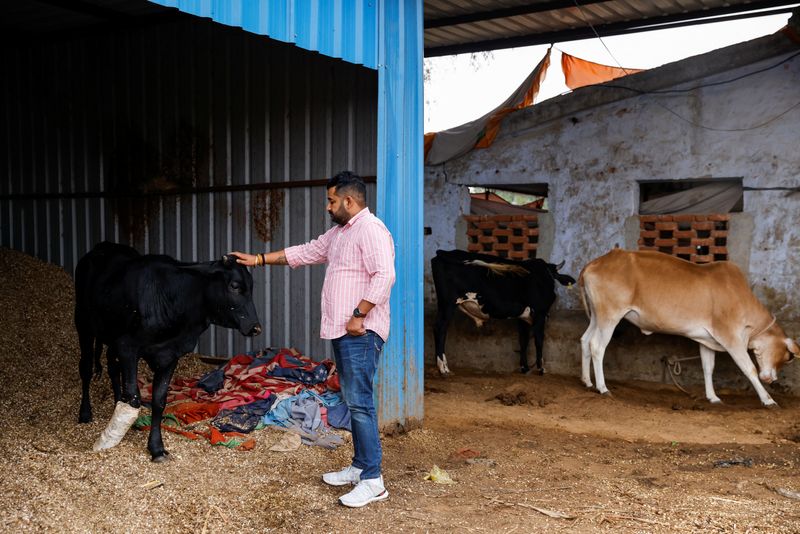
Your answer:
[661,355,701,397]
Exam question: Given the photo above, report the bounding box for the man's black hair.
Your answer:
[327,171,366,205]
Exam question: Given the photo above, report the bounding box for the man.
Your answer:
[230,171,396,508]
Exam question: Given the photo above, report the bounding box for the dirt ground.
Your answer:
[2,247,800,533]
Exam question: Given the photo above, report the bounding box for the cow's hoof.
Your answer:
[536,367,545,376]
[599,390,613,398]
[708,398,723,405]
[150,451,171,463]
[764,402,780,410]
[520,367,530,375]
[78,412,92,424]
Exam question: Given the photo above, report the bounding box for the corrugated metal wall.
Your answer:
[151,0,426,432]
[0,17,378,359]
[149,0,378,69]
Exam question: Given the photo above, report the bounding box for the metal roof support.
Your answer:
[377,0,425,431]
[425,0,798,57]
[424,0,610,29]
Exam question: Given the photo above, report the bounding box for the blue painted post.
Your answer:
[376,0,424,430]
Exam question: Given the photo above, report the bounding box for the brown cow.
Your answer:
[579,249,797,406]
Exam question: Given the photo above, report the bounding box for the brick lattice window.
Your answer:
[465,214,538,260]
[638,214,729,264]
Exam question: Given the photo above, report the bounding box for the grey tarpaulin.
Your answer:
[639,182,742,215]
[470,196,544,216]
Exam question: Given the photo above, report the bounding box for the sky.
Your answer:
[423,9,797,133]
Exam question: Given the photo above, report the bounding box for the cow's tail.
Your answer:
[578,268,592,320]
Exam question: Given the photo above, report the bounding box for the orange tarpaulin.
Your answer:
[424,132,436,156]
[424,49,648,165]
[474,49,550,149]
[561,52,644,90]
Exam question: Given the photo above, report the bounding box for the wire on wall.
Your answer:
[570,0,800,133]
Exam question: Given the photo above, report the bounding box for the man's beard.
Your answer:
[329,207,349,226]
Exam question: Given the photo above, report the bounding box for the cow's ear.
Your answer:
[785,338,800,356]
[555,274,576,287]
[221,254,236,267]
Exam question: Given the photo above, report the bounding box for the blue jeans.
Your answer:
[331,330,384,480]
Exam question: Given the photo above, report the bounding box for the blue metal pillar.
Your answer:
[376,0,424,430]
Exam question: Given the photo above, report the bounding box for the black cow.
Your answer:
[74,242,261,461]
[431,249,576,375]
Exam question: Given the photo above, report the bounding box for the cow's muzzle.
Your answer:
[246,324,262,337]
[759,370,777,384]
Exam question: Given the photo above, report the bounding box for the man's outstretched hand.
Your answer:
[228,251,257,267]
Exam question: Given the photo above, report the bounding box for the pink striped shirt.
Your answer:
[284,207,395,341]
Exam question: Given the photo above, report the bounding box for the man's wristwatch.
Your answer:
[353,307,366,318]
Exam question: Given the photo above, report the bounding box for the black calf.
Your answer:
[74,242,261,461]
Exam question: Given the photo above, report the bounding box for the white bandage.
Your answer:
[92,401,141,451]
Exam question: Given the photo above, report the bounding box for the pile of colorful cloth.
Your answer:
[135,348,350,450]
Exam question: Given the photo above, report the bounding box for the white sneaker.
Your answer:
[339,476,389,508]
[322,465,363,486]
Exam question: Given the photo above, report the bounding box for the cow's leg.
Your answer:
[93,338,104,376]
[529,314,549,375]
[118,346,142,408]
[148,357,179,462]
[588,321,617,395]
[93,345,141,451]
[77,328,95,423]
[517,320,532,374]
[106,346,122,403]
[699,345,722,404]
[533,315,548,375]
[724,345,777,407]
[433,304,455,376]
[580,320,597,389]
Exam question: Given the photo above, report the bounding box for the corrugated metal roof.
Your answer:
[150,0,379,68]
[7,1,795,61]
[424,0,800,56]
[0,0,379,69]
